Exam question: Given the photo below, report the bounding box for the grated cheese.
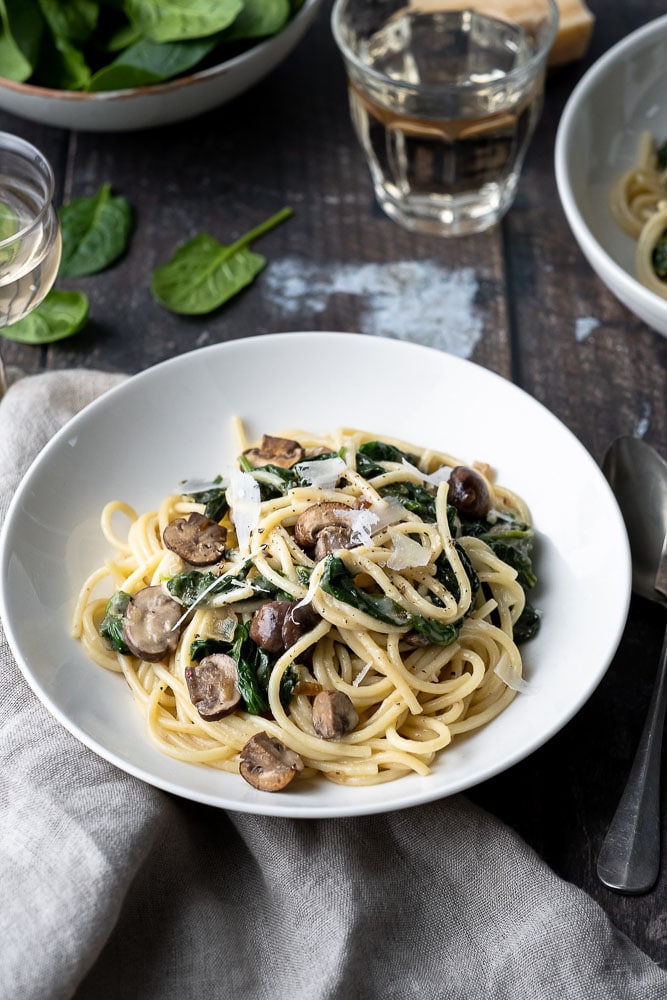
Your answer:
[295,456,347,490]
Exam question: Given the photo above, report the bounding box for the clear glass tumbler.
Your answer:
[331,0,559,236]
[0,132,62,395]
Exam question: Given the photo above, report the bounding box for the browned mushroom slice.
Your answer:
[249,601,292,653]
[448,466,491,518]
[293,501,356,549]
[281,601,320,650]
[239,732,304,791]
[163,512,227,566]
[185,653,241,720]
[243,434,305,469]
[122,586,183,662]
[313,524,353,561]
[312,690,359,740]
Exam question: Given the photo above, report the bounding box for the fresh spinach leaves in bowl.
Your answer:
[1,0,304,92]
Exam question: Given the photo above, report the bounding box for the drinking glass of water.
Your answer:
[0,132,61,395]
[331,0,559,236]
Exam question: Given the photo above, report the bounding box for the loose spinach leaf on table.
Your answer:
[1,290,89,344]
[59,183,133,277]
[151,207,292,315]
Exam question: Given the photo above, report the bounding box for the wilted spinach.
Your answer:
[190,623,298,713]
[320,555,462,646]
[99,590,131,653]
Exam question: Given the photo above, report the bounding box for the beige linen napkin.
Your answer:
[1,370,666,1000]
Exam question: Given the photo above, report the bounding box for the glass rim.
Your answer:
[0,130,57,250]
[331,0,560,98]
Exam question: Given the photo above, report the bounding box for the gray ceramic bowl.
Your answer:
[555,14,667,337]
[0,0,323,133]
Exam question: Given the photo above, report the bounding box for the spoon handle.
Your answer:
[597,623,667,894]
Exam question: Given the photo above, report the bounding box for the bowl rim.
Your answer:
[554,13,667,318]
[0,0,322,103]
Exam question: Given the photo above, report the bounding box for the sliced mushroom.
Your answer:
[448,466,491,518]
[163,512,227,566]
[294,501,356,549]
[185,653,241,720]
[239,732,304,791]
[312,690,359,740]
[313,524,353,561]
[249,601,292,653]
[122,586,183,662]
[243,434,305,469]
[281,601,320,650]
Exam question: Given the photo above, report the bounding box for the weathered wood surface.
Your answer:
[1,0,666,965]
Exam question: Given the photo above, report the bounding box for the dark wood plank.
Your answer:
[477,0,667,966]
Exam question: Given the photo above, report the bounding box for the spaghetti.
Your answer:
[72,426,541,791]
[610,129,667,298]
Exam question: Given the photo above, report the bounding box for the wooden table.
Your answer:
[2,0,667,966]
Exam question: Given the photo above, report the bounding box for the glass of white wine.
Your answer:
[0,131,62,396]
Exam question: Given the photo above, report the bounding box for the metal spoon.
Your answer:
[597,435,667,895]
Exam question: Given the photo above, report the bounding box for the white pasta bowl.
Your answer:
[555,14,667,337]
[0,0,323,132]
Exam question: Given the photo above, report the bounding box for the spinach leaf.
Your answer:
[378,482,437,522]
[40,0,98,45]
[167,563,286,606]
[321,555,411,628]
[150,207,292,315]
[224,0,289,39]
[409,616,460,646]
[188,485,228,522]
[434,544,480,608]
[99,590,131,653]
[87,34,219,90]
[59,183,132,277]
[0,0,44,82]
[321,555,463,646]
[652,231,667,281]
[191,625,298,712]
[513,602,541,643]
[487,539,537,590]
[358,440,418,465]
[2,290,89,344]
[125,0,242,43]
[657,139,667,172]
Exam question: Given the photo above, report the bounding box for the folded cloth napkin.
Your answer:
[1,371,666,1000]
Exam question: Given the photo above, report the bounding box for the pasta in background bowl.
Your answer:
[555,14,667,336]
[0,333,631,818]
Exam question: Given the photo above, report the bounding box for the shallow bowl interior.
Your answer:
[555,14,667,336]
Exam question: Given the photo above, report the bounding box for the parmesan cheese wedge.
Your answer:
[407,0,595,67]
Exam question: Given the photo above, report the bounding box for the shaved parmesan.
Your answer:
[227,469,261,554]
[178,477,226,494]
[386,531,431,570]
[494,656,530,693]
[296,456,347,490]
[368,497,406,531]
[334,507,379,546]
[401,458,451,487]
[353,662,373,687]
